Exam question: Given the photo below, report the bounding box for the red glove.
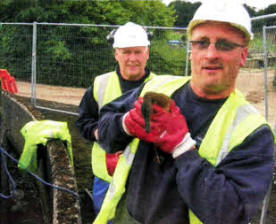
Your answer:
[105,151,122,176]
[122,98,160,143]
[147,101,196,157]
[150,101,189,152]
[123,98,196,157]
[0,69,18,94]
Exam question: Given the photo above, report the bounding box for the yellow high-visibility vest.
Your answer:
[94,75,273,224]
[92,71,156,182]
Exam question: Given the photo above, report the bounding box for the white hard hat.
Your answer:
[187,0,253,41]
[113,22,150,48]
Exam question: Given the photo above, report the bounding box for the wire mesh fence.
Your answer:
[0,22,188,115]
[0,15,275,117]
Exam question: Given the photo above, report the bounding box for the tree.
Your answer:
[261,4,276,26]
[244,4,258,17]
[169,0,201,27]
[0,0,180,87]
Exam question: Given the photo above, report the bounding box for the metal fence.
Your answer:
[0,16,275,116]
[0,22,188,115]
[0,16,275,115]
[259,25,276,224]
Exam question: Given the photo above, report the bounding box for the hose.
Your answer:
[0,146,79,199]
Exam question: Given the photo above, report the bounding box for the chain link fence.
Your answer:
[0,22,188,115]
[0,17,275,115]
[0,16,275,115]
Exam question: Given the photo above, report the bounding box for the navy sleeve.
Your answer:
[175,125,274,224]
[76,86,99,141]
[97,87,142,153]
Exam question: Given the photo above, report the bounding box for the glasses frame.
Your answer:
[190,38,245,52]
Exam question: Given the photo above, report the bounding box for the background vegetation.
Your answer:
[0,0,275,87]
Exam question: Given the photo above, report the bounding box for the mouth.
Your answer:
[127,64,139,67]
[202,65,223,72]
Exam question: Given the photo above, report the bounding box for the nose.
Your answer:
[204,43,219,60]
[128,52,137,61]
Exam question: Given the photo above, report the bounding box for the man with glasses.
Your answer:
[95,1,275,223]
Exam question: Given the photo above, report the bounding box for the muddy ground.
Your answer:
[1,68,276,224]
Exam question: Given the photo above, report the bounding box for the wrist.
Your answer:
[122,113,132,136]
[94,129,99,140]
[172,133,196,159]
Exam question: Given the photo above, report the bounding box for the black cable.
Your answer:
[0,146,79,199]
[0,150,16,199]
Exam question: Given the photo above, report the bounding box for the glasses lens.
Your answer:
[191,39,244,51]
[216,40,236,51]
[191,39,210,50]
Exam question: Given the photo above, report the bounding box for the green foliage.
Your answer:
[44,40,71,61]
[166,30,184,41]
[249,33,276,63]
[149,39,187,76]
[256,4,276,26]
[0,0,187,88]
[170,0,276,28]
[169,1,201,27]
[0,25,32,80]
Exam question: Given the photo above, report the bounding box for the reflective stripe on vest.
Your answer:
[93,72,122,112]
[93,138,140,223]
[92,72,157,182]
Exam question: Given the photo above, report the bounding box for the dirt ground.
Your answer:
[236,69,276,128]
[16,68,276,127]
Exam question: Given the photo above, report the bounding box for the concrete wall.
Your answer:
[0,92,82,224]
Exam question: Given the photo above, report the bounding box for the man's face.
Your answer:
[115,46,149,81]
[189,22,248,99]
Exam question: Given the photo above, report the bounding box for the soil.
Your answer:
[1,68,276,224]
[15,69,276,127]
[235,69,276,128]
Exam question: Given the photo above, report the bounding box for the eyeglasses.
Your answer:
[190,38,245,51]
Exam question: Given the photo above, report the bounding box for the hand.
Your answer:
[150,101,190,153]
[0,69,18,94]
[122,98,159,142]
[105,151,122,176]
[94,129,99,140]
[123,98,196,157]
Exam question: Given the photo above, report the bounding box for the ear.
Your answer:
[239,47,248,67]
[114,49,119,62]
[146,48,150,60]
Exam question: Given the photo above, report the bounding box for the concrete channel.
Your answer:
[0,92,82,223]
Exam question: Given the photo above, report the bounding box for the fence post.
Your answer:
[259,24,271,224]
[31,22,37,106]
[263,25,269,121]
[185,40,190,76]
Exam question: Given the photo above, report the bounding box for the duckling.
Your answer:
[141,91,171,133]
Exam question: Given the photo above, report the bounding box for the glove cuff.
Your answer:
[172,133,196,159]
[122,113,132,136]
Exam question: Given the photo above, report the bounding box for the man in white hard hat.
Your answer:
[96,1,275,223]
[76,22,157,220]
